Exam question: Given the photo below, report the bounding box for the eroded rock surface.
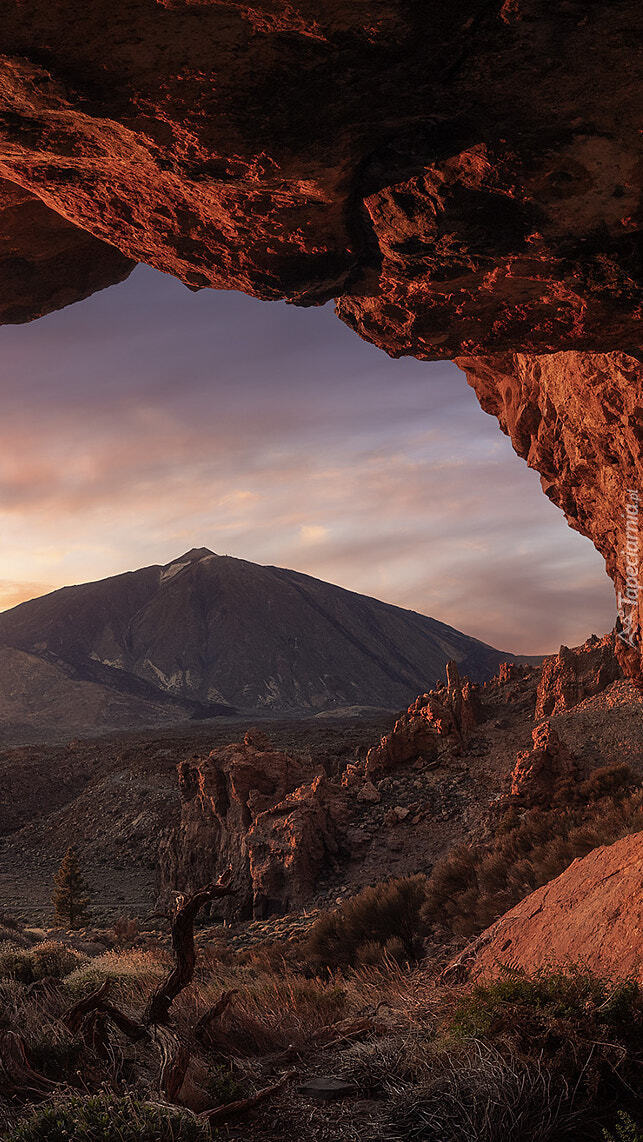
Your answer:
[0,2,639,347]
[0,1,640,681]
[462,354,642,682]
[0,178,133,323]
[453,832,643,984]
[508,721,580,806]
[535,632,623,721]
[365,659,483,776]
[158,737,346,918]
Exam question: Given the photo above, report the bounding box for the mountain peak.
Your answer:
[167,547,215,566]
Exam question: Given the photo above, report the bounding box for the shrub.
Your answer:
[7,1093,211,1142]
[384,1041,575,1142]
[423,785,642,938]
[449,968,641,1040]
[201,1063,245,1106]
[604,1112,643,1142]
[445,968,642,1138]
[308,875,427,967]
[0,940,86,984]
[52,845,91,929]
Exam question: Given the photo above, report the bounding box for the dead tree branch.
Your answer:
[0,1031,59,1099]
[145,868,234,1026]
[200,1071,294,1125]
[195,988,239,1049]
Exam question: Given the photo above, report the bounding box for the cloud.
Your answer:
[0,265,615,653]
[0,580,56,610]
[299,525,329,544]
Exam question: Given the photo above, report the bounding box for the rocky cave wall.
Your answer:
[0,0,640,673]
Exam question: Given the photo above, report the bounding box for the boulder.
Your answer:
[159,739,346,919]
[508,722,580,805]
[535,632,623,720]
[448,833,643,985]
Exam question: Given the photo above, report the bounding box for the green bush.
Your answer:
[307,875,426,967]
[445,968,642,1138]
[7,1093,211,1142]
[0,940,86,984]
[450,968,641,1039]
[603,1112,643,1142]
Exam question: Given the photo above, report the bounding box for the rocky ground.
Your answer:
[0,713,395,922]
[1,633,640,935]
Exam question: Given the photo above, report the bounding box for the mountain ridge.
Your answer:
[0,549,538,734]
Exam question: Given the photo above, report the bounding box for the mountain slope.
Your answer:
[0,548,520,717]
[0,646,188,745]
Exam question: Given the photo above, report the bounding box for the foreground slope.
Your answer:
[457,831,643,985]
[0,548,513,722]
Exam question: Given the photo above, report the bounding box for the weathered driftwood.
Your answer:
[145,869,234,1026]
[200,1071,295,1125]
[0,1031,58,1098]
[195,988,239,1049]
[260,1017,381,1071]
[156,1026,192,1103]
[63,979,111,1034]
[10,869,295,1128]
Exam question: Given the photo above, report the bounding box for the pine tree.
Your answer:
[52,845,91,928]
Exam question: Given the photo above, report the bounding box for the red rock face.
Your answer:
[508,721,579,805]
[454,832,643,984]
[158,738,346,918]
[535,632,623,721]
[0,2,640,676]
[0,1,638,327]
[461,354,642,682]
[0,179,133,323]
[365,659,483,775]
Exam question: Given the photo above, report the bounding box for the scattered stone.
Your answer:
[357,780,381,805]
[297,1077,356,1101]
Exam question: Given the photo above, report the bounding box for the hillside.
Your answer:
[0,548,520,735]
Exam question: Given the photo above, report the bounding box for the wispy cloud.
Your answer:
[0,266,615,654]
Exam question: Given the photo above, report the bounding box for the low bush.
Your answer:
[445,967,642,1138]
[0,940,86,984]
[603,1112,643,1142]
[423,782,642,938]
[6,1093,210,1142]
[449,967,641,1040]
[384,1040,576,1142]
[307,875,427,967]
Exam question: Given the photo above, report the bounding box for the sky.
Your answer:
[0,264,616,654]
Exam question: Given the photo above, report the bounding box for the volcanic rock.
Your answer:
[486,661,532,689]
[508,721,580,805]
[159,739,346,918]
[248,773,346,918]
[0,178,134,324]
[461,353,642,684]
[365,712,439,779]
[0,3,638,350]
[535,632,623,720]
[452,832,643,984]
[0,2,640,685]
[356,780,381,805]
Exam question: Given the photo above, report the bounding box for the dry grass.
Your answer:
[423,777,642,939]
[0,912,640,1142]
